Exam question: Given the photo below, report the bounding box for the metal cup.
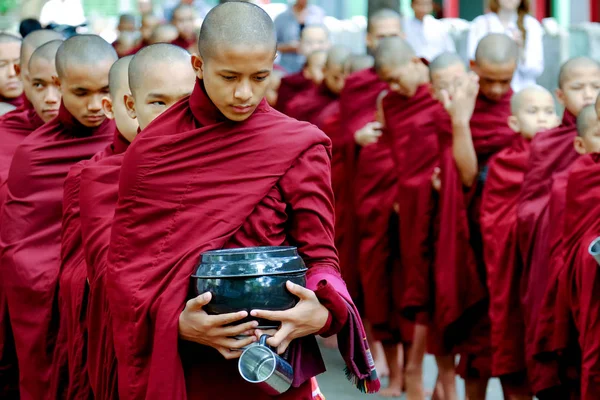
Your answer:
[589,236,600,266]
[238,334,293,395]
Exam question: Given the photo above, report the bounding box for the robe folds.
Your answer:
[0,104,45,398]
[170,36,196,51]
[516,111,578,389]
[285,84,337,123]
[381,84,440,328]
[0,103,113,400]
[106,80,377,400]
[435,90,515,376]
[480,136,529,378]
[51,130,130,399]
[275,71,314,113]
[556,153,600,399]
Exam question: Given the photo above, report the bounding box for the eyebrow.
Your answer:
[219,69,271,75]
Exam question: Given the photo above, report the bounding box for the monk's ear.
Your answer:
[469,59,477,72]
[574,136,587,155]
[555,88,566,107]
[191,54,204,79]
[52,75,61,89]
[507,115,520,133]
[14,64,21,78]
[124,94,137,120]
[102,96,115,120]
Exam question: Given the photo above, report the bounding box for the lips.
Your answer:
[85,115,104,123]
[231,105,253,114]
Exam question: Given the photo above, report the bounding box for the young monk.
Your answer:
[171,3,197,51]
[105,3,378,399]
[0,34,24,108]
[149,24,180,45]
[339,7,402,381]
[0,31,64,399]
[480,85,559,400]
[517,56,600,396]
[285,46,350,122]
[0,35,117,400]
[140,12,159,46]
[275,25,331,112]
[435,33,518,399]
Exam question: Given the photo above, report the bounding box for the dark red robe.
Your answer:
[0,93,25,109]
[105,80,377,399]
[170,35,196,51]
[435,90,516,378]
[381,84,440,328]
[50,130,129,399]
[516,110,578,390]
[284,84,337,123]
[0,103,113,399]
[480,136,529,378]
[0,104,45,397]
[275,71,314,113]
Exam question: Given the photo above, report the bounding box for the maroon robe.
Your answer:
[435,90,516,377]
[275,71,314,113]
[105,80,377,399]
[50,130,129,399]
[0,105,45,397]
[516,110,578,389]
[0,103,113,399]
[480,137,529,378]
[0,93,25,109]
[171,35,196,51]
[381,84,440,328]
[285,84,337,123]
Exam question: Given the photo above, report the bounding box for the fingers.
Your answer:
[211,310,249,326]
[285,281,315,300]
[254,328,278,341]
[217,320,259,337]
[250,308,285,322]
[265,325,292,350]
[440,89,451,110]
[185,292,212,312]
[217,346,246,360]
[217,335,257,351]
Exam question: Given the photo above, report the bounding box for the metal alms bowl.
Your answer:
[191,246,307,328]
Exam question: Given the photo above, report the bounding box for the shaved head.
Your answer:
[510,85,553,114]
[368,8,402,33]
[429,52,464,80]
[577,104,598,137]
[301,24,329,41]
[374,36,416,72]
[28,39,62,71]
[475,33,519,65]
[56,34,117,78]
[0,33,21,45]
[28,40,62,122]
[109,55,133,98]
[129,43,192,97]
[345,54,374,74]
[0,33,23,100]
[20,30,63,68]
[326,45,351,69]
[150,24,179,44]
[559,57,600,88]
[198,1,276,60]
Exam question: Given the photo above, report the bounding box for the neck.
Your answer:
[496,8,517,25]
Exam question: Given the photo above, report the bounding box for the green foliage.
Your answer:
[0,0,19,16]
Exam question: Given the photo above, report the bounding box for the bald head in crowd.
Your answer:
[429,52,468,103]
[55,35,117,127]
[299,24,330,57]
[149,24,179,45]
[323,45,351,94]
[28,40,62,122]
[127,43,196,130]
[103,55,139,142]
[17,30,63,100]
[375,36,428,97]
[0,33,23,102]
[471,33,518,102]
[366,8,402,53]
[574,104,600,154]
[556,57,600,118]
[508,85,559,140]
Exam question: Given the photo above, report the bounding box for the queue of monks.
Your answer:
[0,1,599,400]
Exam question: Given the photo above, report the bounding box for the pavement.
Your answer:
[316,344,504,400]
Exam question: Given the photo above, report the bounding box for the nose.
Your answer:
[234,80,252,102]
[88,93,103,112]
[8,64,17,78]
[45,85,60,104]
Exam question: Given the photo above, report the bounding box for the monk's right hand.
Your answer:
[440,72,479,125]
[354,121,383,147]
[178,292,258,359]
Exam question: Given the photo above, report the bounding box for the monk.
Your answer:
[275,25,330,112]
[0,34,116,400]
[105,3,378,399]
[149,24,180,45]
[517,57,600,396]
[435,33,518,399]
[113,14,138,57]
[265,68,285,107]
[140,12,159,47]
[285,46,349,122]
[339,7,402,382]
[480,85,559,400]
[0,31,64,399]
[171,4,197,51]
[0,34,24,108]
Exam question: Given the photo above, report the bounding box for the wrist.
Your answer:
[452,118,471,129]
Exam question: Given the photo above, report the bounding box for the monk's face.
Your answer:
[556,66,600,117]
[378,59,421,98]
[508,91,558,140]
[324,63,346,95]
[430,62,467,103]
[265,73,282,107]
[58,61,112,127]
[575,121,600,155]
[141,15,159,41]
[196,45,273,122]
[0,42,23,100]
[118,19,136,33]
[366,18,402,53]
[471,58,516,102]
[29,57,61,122]
[300,28,329,57]
[128,61,196,130]
[173,7,196,40]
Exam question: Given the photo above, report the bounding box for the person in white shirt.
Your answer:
[39,0,86,27]
[467,0,544,92]
[403,0,456,62]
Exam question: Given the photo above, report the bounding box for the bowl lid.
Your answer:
[194,246,307,277]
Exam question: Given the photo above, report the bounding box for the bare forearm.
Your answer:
[277,43,298,54]
[452,120,478,187]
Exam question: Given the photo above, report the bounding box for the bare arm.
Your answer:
[451,120,478,187]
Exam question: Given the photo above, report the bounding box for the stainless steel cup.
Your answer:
[238,334,293,395]
[589,236,600,266]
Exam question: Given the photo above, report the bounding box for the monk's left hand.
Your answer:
[250,281,329,354]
